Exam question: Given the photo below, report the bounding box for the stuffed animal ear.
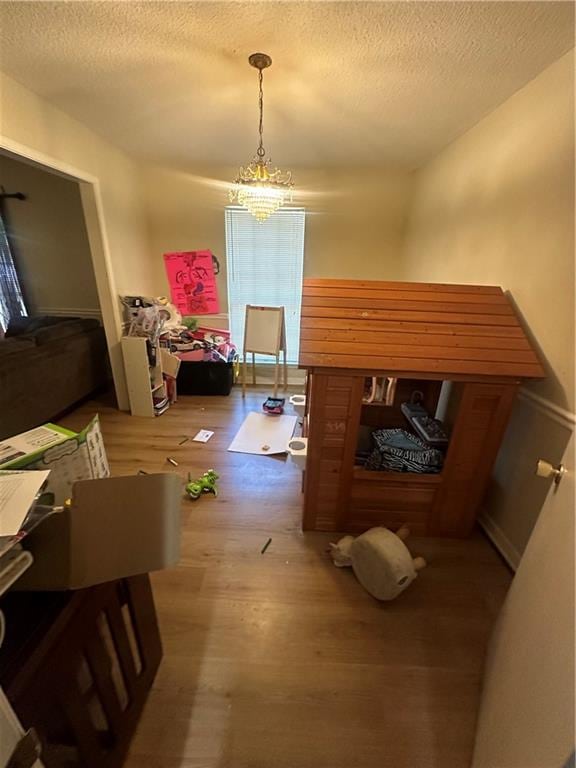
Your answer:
[396,525,410,541]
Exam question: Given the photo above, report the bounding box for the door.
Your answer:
[473,433,574,768]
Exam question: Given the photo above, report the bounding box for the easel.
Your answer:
[242,305,287,397]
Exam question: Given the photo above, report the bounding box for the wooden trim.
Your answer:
[478,512,522,571]
[302,374,329,530]
[300,339,537,364]
[300,316,525,337]
[303,278,502,294]
[301,327,531,350]
[299,352,543,378]
[301,306,521,326]
[335,377,364,530]
[430,382,518,537]
[352,467,443,485]
[300,366,522,385]
[37,306,103,320]
[303,285,508,304]
[301,296,515,315]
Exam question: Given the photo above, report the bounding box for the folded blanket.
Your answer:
[365,428,444,474]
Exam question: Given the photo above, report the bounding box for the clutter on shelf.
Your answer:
[170,324,237,364]
[120,296,183,416]
[121,294,239,400]
[121,295,181,341]
[172,325,239,397]
[355,378,449,474]
[362,428,444,474]
[363,376,397,405]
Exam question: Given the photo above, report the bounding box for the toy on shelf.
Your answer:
[262,397,285,415]
[329,526,426,601]
[171,325,237,364]
[185,469,219,500]
[400,401,449,446]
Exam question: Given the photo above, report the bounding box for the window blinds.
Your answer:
[225,206,305,364]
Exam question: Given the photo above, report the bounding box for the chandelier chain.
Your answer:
[257,68,265,158]
[230,52,293,222]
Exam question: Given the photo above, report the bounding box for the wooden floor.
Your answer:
[61,388,512,768]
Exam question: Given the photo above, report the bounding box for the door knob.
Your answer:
[535,459,566,486]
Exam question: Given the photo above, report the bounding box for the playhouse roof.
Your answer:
[299,278,545,380]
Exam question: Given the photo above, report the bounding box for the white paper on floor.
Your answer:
[228,412,298,455]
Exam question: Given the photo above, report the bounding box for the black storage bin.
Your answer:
[177,360,235,395]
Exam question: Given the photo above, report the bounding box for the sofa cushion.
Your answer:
[0,336,37,359]
[5,315,69,337]
[35,318,100,346]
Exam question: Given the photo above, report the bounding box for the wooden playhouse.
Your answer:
[298,278,544,537]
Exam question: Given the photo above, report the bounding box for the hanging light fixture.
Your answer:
[230,53,294,222]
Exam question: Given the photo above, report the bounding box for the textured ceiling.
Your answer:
[0,2,573,169]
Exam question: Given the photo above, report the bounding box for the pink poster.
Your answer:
[163,250,220,315]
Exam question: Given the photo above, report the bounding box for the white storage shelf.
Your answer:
[122,336,179,417]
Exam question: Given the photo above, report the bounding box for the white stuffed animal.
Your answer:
[329,526,426,601]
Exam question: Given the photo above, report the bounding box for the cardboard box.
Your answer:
[0,416,109,504]
[16,474,182,590]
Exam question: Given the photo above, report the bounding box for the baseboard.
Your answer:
[37,306,102,320]
[478,512,522,571]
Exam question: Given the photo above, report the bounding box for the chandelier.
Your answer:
[230,53,294,222]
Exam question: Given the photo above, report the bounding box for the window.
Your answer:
[0,210,27,332]
[225,206,305,364]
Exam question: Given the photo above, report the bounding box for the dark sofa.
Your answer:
[0,316,109,439]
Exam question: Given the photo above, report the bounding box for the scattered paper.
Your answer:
[0,416,109,505]
[0,424,69,466]
[228,412,297,455]
[193,430,214,443]
[0,470,51,536]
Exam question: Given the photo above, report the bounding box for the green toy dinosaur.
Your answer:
[185,469,219,500]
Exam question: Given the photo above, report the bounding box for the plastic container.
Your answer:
[177,360,236,396]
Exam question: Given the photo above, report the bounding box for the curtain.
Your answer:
[0,210,27,331]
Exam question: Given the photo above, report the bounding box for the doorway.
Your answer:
[0,140,128,409]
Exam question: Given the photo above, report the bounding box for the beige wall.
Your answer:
[0,70,158,408]
[404,51,574,412]
[140,164,414,311]
[0,153,100,315]
[0,72,153,298]
[403,50,575,560]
